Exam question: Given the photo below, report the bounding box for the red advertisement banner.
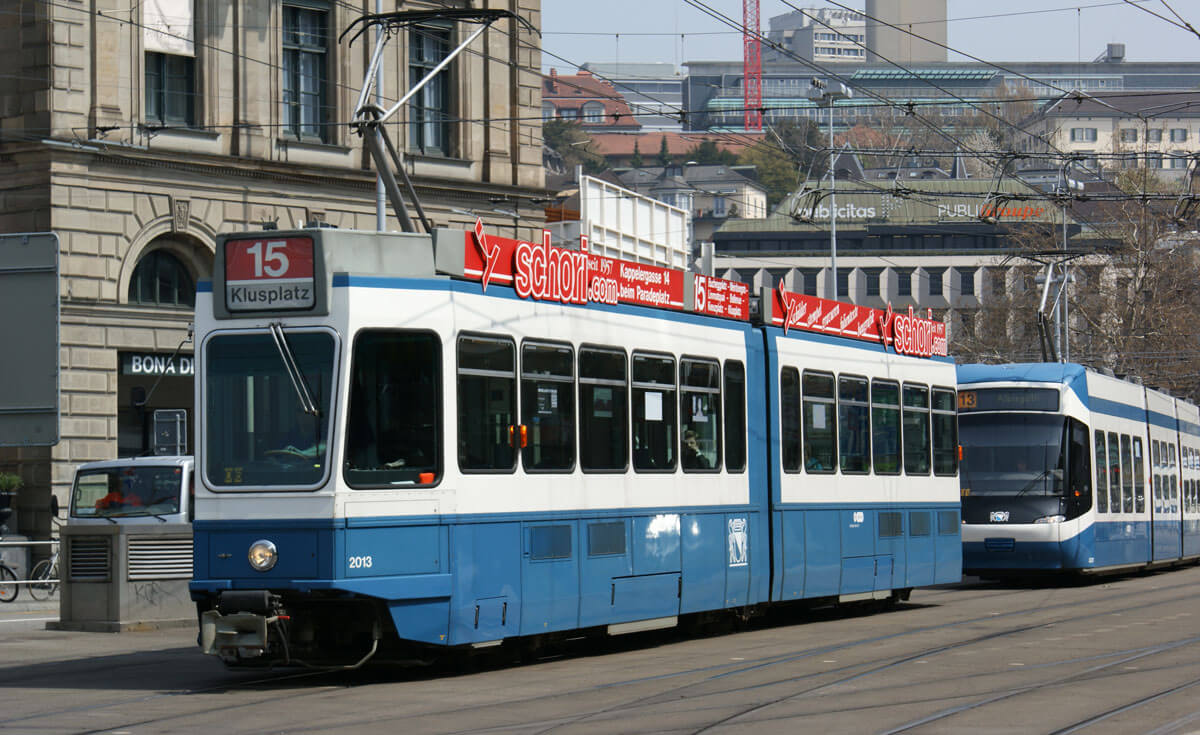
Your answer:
[694,274,751,321]
[770,283,947,358]
[463,221,747,321]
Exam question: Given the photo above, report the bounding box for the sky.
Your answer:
[540,0,1200,72]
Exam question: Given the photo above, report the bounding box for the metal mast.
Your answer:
[742,0,762,131]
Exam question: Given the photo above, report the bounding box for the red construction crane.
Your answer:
[743,0,762,131]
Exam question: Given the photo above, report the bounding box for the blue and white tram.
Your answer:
[192,226,961,666]
[957,362,1200,575]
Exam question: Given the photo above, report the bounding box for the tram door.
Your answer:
[1151,438,1182,561]
[520,521,580,635]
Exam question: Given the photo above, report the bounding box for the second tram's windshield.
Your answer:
[959,413,1070,496]
[72,466,183,518]
[205,331,335,488]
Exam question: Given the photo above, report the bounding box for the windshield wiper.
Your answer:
[1016,468,1058,496]
[269,323,319,416]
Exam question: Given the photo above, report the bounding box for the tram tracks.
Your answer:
[5,576,1198,734]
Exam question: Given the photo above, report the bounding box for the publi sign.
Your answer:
[464,220,749,321]
[121,352,195,377]
[771,283,948,358]
[223,237,316,312]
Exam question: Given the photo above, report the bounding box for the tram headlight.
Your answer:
[248,539,278,572]
[1033,514,1066,524]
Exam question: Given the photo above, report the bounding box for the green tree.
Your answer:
[543,119,608,174]
[683,139,738,166]
[630,139,643,168]
[737,119,824,209]
[657,135,672,167]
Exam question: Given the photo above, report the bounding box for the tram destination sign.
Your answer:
[769,283,948,358]
[459,221,750,321]
[223,236,316,312]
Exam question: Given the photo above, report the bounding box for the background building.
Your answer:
[0,1,545,535]
[864,0,947,65]
[764,8,866,64]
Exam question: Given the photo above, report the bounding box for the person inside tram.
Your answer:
[682,429,710,469]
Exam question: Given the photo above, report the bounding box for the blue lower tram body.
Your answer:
[962,520,1192,574]
[192,505,961,653]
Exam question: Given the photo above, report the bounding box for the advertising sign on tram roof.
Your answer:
[769,282,948,358]
[459,220,751,322]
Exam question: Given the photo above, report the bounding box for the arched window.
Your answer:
[582,102,605,124]
[128,250,195,308]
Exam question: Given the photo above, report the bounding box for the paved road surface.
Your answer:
[2,566,1199,734]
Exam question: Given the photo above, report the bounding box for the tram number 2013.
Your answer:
[348,555,374,569]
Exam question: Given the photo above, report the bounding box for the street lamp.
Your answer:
[807,78,851,300]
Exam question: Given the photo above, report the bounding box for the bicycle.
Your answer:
[28,518,61,602]
[28,544,58,602]
[0,558,16,603]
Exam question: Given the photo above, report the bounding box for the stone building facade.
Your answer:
[0,0,545,538]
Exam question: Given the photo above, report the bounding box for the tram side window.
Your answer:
[781,367,801,472]
[680,358,721,472]
[902,384,931,475]
[838,375,869,474]
[932,388,958,476]
[1067,418,1091,510]
[1171,474,1178,508]
[1120,435,1134,513]
[803,371,836,474]
[458,335,517,472]
[579,347,628,472]
[1152,440,1161,468]
[1133,437,1145,513]
[1107,431,1121,512]
[872,380,901,475]
[1170,443,1177,468]
[1154,474,1163,505]
[1094,431,1108,513]
[723,361,747,473]
[521,342,575,472]
[344,330,441,487]
[632,353,676,471]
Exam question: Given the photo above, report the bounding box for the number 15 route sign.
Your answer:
[223,237,316,312]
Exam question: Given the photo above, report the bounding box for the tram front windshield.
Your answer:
[959,413,1067,496]
[205,331,335,488]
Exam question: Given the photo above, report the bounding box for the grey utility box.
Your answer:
[57,523,194,632]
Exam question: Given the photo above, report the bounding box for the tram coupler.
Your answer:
[199,590,285,661]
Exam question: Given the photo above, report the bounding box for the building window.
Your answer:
[145,52,195,127]
[864,268,881,297]
[581,101,605,124]
[282,3,330,142]
[128,250,194,307]
[896,269,912,297]
[1069,127,1097,142]
[926,268,944,297]
[958,268,975,296]
[409,24,452,155]
[1145,152,1163,168]
[1147,129,1163,143]
[1171,128,1188,142]
[713,196,727,217]
[542,103,555,120]
[836,268,850,298]
[1171,152,1190,169]
[1119,128,1137,143]
[801,269,818,296]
